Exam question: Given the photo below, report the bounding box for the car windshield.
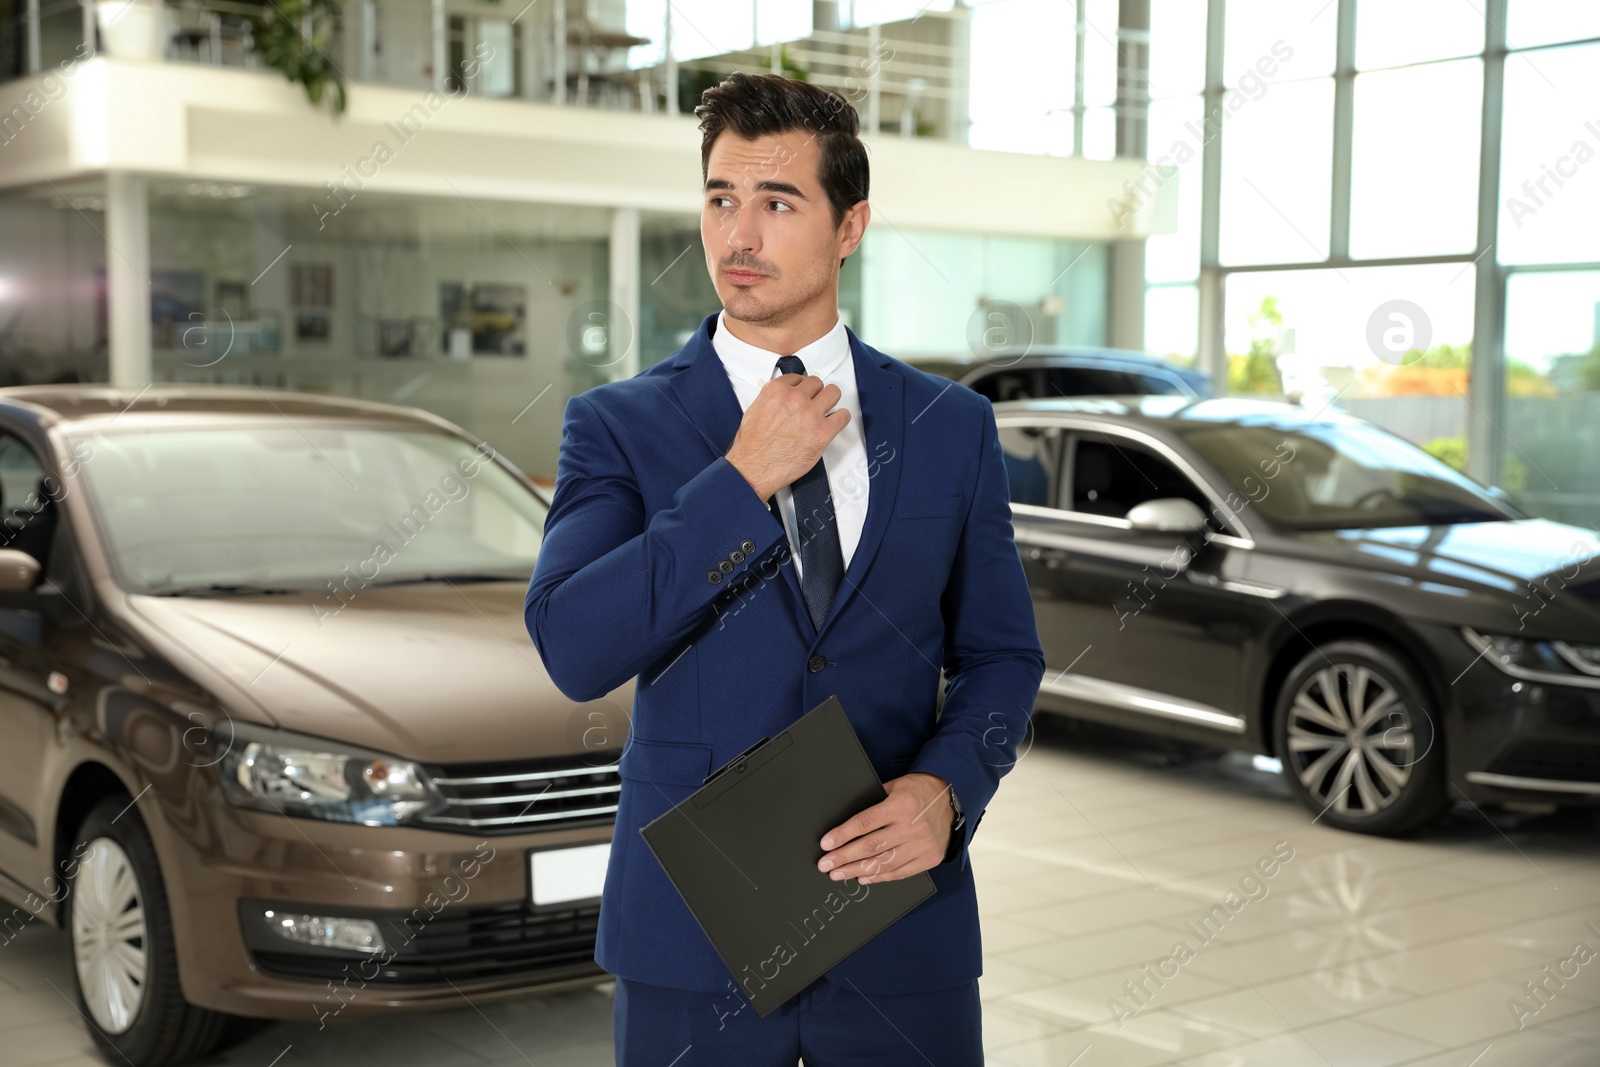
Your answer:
[1178,420,1511,531]
[69,422,546,595]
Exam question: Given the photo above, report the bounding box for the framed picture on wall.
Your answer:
[469,282,526,356]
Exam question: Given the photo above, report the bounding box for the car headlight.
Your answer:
[1461,628,1600,687]
[215,720,447,825]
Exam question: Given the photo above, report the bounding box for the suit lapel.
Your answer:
[814,328,904,642]
[663,314,905,647]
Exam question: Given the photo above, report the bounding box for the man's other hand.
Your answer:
[816,772,953,884]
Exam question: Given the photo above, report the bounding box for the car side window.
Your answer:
[1134,373,1187,396]
[0,434,56,570]
[997,422,1065,509]
[972,369,1038,402]
[1046,367,1133,396]
[1068,433,1222,531]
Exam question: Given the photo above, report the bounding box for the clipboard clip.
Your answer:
[703,735,770,785]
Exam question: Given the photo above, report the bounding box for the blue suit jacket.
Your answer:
[524,312,1044,997]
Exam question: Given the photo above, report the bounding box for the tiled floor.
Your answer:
[4,716,1596,1065]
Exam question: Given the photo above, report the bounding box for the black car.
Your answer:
[996,395,1600,836]
[903,347,1212,401]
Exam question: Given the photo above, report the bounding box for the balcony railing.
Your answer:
[1,0,973,142]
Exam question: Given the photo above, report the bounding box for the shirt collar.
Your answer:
[712,309,849,391]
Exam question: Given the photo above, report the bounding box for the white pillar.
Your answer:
[26,0,42,73]
[609,206,640,380]
[105,171,152,388]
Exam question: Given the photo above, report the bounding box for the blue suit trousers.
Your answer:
[613,973,984,1066]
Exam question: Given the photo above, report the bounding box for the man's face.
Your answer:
[701,130,865,326]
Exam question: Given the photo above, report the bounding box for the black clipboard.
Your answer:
[638,695,937,1017]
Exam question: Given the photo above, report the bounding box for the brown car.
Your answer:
[0,386,624,1066]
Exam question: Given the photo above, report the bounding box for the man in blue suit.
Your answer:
[524,71,1044,1065]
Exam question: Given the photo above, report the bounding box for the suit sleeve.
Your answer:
[907,399,1045,872]
[524,392,786,703]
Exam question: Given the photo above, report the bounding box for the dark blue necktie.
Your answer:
[775,355,844,631]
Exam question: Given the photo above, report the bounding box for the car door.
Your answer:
[1030,421,1275,739]
[996,418,1089,686]
[0,432,60,893]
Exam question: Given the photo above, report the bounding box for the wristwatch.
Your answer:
[942,785,966,864]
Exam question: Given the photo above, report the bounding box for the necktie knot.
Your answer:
[776,355,807,377]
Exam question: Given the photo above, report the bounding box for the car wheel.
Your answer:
[1273,640,1448,836]
[65,795,236,1066]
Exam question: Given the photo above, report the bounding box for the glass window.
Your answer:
[1149,0,1208,99]
[1081,0,1121,109]
[1146,285,1199,365]
[968,0,1077,156]
[998,423,1065,509]
[858,229,1107,355]
[146,182,611,482]
[1049,369,1164,398]
[1146,96,1203,283]
[1356,0,1485,70]
[0,182,108,387]
[1180,421,1508,530]
[1501,270,1600,529]
[0,434,53,569]
[1350,60,1483,260]
[1497,42,1600,266]
[1223,0,1336,85]
[970,369,1040,403]
[1219,77,1334,266]
[1082,106,1118,161]
[1507,3,1600,49]
[1069,436,1216,522]
[72,424,547,595]
[1223,265,1476,450]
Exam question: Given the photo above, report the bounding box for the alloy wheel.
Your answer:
[1285,664,1415,817]
[71,836,148,1034]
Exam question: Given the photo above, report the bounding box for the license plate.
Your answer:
[529,842,610,906]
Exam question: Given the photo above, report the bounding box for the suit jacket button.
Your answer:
[707,570,722,584]
[718,559,734,574]
[729,549,744,564]
[807,654,826,673]
[741,539,756,554]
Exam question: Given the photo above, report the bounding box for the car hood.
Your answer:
[1291,518,1600,636]
[125,581,633,766]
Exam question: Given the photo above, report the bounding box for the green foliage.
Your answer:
[1228,295,1284,395]
[1406,342,1470,369]
[1582,345,1600,391]
[1421,436,1528,492]
[246,0,347,115]
[1423,436,1467,472]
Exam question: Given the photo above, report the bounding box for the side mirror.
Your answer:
[1126,498,1209,534]
[0,549,40,592]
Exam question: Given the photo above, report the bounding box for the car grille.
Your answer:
[251,901,603,987]
[417,751,623,834]
[1487,741,1600,783]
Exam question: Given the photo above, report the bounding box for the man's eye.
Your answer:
[770,201,793,212]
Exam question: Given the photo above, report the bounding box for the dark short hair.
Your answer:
[694,72,869,234]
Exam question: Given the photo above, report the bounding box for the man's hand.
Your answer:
[816,772,954,884]
[726,372,850,503]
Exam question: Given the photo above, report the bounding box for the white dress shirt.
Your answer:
[711,308,869,582]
